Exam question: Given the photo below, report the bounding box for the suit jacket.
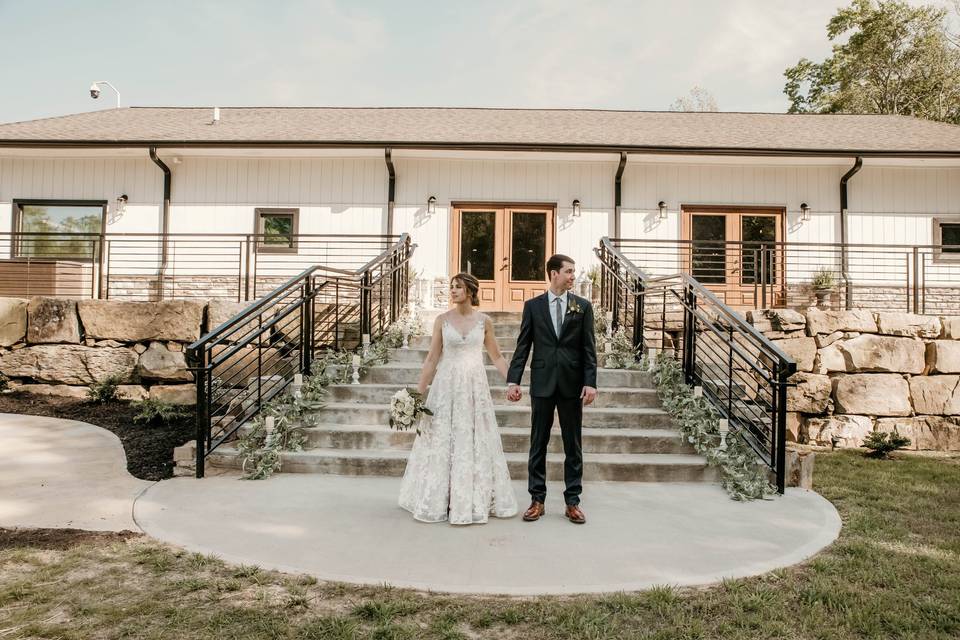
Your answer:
[507,292,598,398]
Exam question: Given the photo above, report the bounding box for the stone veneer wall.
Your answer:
[746,308,960,451]
[0,297,251,404]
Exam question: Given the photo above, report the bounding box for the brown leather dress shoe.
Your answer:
[565,504,586,524]
[522,501,545,521]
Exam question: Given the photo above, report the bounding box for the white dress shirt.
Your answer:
[548,290,568,337]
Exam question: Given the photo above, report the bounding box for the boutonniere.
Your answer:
[567,298,582,316]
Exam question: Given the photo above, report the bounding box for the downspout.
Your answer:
[839,156,862,309]
[614,152,627,238]
[384,148,395,236]
[149,147,171,300]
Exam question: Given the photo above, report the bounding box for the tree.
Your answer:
[669,86,719,112]
[784,0,960,123]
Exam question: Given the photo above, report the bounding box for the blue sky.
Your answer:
[0,0,953,124]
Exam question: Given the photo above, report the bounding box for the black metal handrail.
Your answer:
[186,234,415,478]
[595,237,797,492]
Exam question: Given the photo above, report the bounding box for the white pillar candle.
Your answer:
[362,333,371,345]
[693,386,703,398]
[352,354,361,367]
[605,342,612,353]
[264,416,275,434]
[293,373,303,386]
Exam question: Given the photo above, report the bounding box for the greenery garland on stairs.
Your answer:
[652,355,776,501]
[235,308,425,479]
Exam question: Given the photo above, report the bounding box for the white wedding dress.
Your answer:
[398,314,518,525]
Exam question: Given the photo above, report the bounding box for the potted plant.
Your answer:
[810,268,836,308]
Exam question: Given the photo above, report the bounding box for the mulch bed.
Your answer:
[0,527,141,550]
[0,393,194,481]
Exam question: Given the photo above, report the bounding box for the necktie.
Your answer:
[555,297,563,337]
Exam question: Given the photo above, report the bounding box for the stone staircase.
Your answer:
[208,311,719,484]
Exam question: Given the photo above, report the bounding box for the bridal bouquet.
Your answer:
[389,388,433,435]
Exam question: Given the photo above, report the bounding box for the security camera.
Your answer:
[89,83,100,99]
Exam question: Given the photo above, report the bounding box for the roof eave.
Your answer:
[0,139,959,158]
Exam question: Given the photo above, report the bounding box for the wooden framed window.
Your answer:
[254,208,299,253]
[933,217,960,262]
[11,199,106,260]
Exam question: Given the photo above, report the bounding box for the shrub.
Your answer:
[811,267,836,290]
[133,398,189,425]
[87,374,123,403]
[863,431,912,458]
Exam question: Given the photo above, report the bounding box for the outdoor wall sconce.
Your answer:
[115,194,128,216]
[800,202,811,222]
[572,199,581,217]
[658,200,668,220]
[427,195,437,214]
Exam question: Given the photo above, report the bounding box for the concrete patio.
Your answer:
[0,413,842,596]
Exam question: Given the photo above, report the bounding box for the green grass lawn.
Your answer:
[2,451,958,639]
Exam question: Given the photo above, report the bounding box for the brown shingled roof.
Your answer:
[1,107,959,156]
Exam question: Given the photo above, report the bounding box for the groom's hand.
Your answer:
[506,384,522,402]
[580,386,597,406]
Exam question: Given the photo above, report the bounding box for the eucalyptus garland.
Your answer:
[234,307,425,479]
[652,355,776,501]
[601,328,645,370]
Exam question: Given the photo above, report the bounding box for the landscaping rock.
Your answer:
[806,415,874,448]
[0,298,28,346]
[769,309,806,332]
[942,316,960,339]
[926,340,960,374]
[773,337,816,372]
[835,334,925,374]
[117,385,149,401]
[805,308,876,336]
[815,331,843,349]
[138,341,192,382]
[787,373,832,414]
[908,375,960,415]
[78,299,205,342]
[875,312,941,338]
[876,416,960,451]
[10,383,88,399]
[26,297,80,344]
[94,340,124,348]
[0,344,137,385]
[786,412,803,443]
[833,373,912,416]
[149,385,196,405]
[814,344,848,374]
[785,449,815,489]
[206,300,250,332]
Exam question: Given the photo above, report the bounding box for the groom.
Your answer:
[506,254,598,525]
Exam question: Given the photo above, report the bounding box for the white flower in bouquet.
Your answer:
[389,387,433,435]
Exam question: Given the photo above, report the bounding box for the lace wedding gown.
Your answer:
[398,314,518,525]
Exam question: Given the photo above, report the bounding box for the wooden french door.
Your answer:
[681,206,785,307]
[450,204,554,312]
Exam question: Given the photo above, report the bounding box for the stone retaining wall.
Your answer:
[0,297,257,404]
[746,308,960,451]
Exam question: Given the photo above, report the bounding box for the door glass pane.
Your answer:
[741,216,777,284]
[511,212,546,281]
[691,215,726,283]
[460,211,495,280]
[17,204,102,259]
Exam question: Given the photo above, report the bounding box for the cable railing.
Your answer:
[596,237,797,492]
[0,232,400,301]
[185,234,415,478]
[608,238,960,314]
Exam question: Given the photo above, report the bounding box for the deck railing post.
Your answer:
[97,235,107,299]
[912,246,920,315]
[193,347,208,479]
[775,363,790,494]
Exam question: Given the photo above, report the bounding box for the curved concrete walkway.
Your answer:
[0,413,842,595]
[135,474,842,596]
[0,413,152,532]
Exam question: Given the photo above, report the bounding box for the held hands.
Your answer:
[506,385,522,402]
[581,386,597,406]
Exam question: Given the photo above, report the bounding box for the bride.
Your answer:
[398,272,518,525]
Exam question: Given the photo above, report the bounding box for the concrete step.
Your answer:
[348,363,654,388]
[208,446,719,483]
[308,402,674,429]
[326,383,662,409]
[492,322,522,338]
[281,423,695,455]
